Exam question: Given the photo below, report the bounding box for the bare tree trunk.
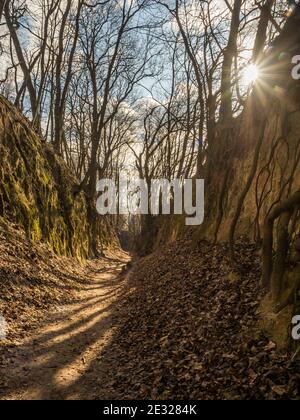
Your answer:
[0,0,7,22]
[271,211,291,301]
[53,0,72,153]
[86,25,125,202]
[4,1,40,128]
[252,0,274,63]
[174,0,205,178]
[271,2,300,50]
[229,115,267,260]
[262,189,300,288]
[219,0,242,123]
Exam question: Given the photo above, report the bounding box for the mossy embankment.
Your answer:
[0,95,105,259]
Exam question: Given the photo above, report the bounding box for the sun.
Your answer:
[243,64,260,86]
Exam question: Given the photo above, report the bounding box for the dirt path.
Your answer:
[0,255,129,400]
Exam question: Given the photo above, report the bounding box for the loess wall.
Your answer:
[0,96,100,259]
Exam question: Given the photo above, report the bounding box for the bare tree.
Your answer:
[252,0,275,63]
[4,0,40,126]
[53,0,84,153]
[219,0,243,123]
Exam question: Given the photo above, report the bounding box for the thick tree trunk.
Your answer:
[271,211,291,301]
[272,3,300,50]
[252,0,274,63]
[219,0,242,123]
[0,0,7,22]
[262,189,300,288]
[4,1,40,128]
[174,0,205,178]
[53,0,72,153]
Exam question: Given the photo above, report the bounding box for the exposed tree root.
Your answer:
[229,119,267,261]
[262,189,300,289]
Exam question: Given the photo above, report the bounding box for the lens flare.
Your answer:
[243,64,260,86]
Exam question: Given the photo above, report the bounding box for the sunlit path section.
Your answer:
[0,254,130,400]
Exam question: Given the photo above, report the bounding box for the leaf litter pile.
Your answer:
[89,238,300,400]
[1,219,300,400]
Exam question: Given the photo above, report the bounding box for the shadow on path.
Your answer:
[0,255,130,400]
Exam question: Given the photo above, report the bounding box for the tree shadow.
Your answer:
[0,265,129,400]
